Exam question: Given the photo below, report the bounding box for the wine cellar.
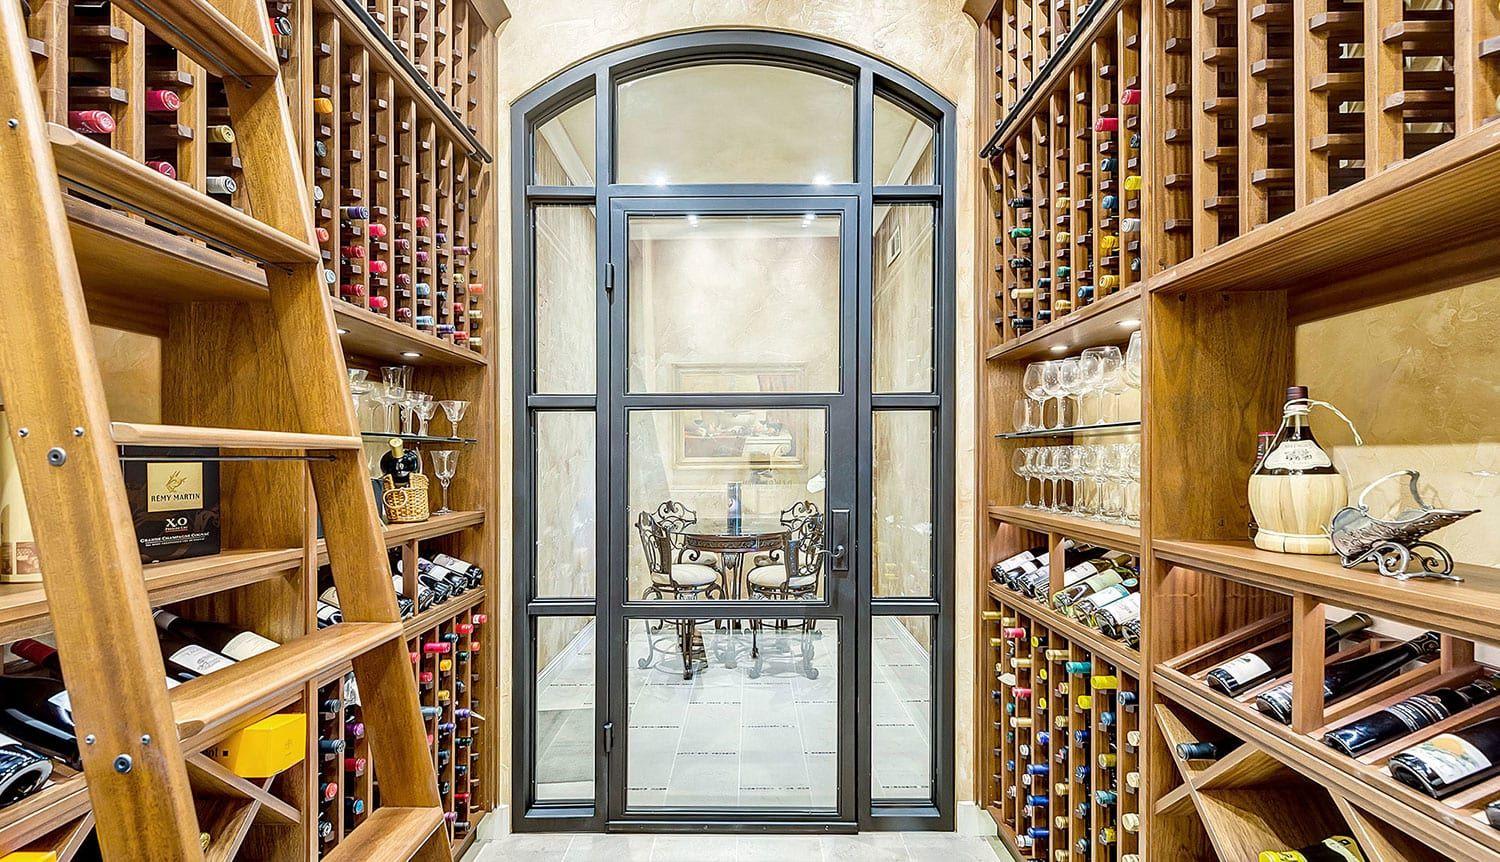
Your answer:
[0,0,503,851]
[974,0,1500,855]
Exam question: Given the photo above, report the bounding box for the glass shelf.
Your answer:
[360,432,478,445]
[994,420,1141,440]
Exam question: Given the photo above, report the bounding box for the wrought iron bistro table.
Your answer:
[668,516,793,601]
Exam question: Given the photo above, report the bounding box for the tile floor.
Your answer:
[534,616,934,808]
[463,832,1010,862]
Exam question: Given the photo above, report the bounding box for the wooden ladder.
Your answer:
[0,0,450,858]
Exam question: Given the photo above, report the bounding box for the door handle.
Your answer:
[830,509,851,574]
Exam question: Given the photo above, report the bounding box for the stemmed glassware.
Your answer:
[1123,443,1142,526]
[1124,331,1142,390]
[1012,448,1036,508]
[348,369,372,432]
[431,450,457,515]
[1080,346,1124,424]
[1040,361,1068,430]
[1021,363,1047,432]
[439,399,469,439]
[378,366,409,433]
[1056,358,1084,429]
[414,396,437,438]
[1052,446,1075,513]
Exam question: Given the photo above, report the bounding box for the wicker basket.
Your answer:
[381,473,430,523]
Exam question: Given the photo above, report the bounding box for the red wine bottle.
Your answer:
[0,732,53,807]
[1255,632,1442,724]
[68,109,114,134]
[153,610,279,661]
[1324,676,1500,757]
[159,631,238,683]
[1207,613,1373,696]
[0,674,79,766]
[1389,715,1500,798]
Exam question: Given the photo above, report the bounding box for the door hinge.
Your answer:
[602,720,615,753]
[604,262,615,297]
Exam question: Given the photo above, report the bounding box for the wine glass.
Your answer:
[1080,346,1124,425]
[1092,444,1119,522]
[1040,361,1068,430]
[413,395,437,438]
[1124,442,1142,526]
[1074,445,1099,518]
[1106,443,1134,524]
[1056,357,1085,429]
[1013,397,1036,433]
[370,382,400,434]
[1124,331,1142,390]
[431,450,457,515]
[380,366,409,432]
[348,369,372,432]
[1022,364,1048,429]
[1053,446,1076,514]
[439,399,469,438]
[1013,447,1036,508]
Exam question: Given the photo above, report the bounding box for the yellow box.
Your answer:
[2,853,59,862]
[208,713,307,778]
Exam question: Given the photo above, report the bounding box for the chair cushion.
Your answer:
[747,565,788,587]
[653,563,719,588]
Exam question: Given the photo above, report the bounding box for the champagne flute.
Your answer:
[380,366,408,433]
[370,382,400,434]
[431,450,457,515]
[438,399,469,438]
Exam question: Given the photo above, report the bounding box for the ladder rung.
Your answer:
[48,125,319,266]
[323,806,445,862]
[111,0,278,79]
[110,422,362,450]
[172,622,401,745]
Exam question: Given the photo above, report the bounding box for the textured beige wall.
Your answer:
[494,0,980,810]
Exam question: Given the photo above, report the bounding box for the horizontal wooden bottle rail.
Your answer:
[987,597,1144,861]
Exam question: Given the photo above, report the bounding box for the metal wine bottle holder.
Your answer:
[1329,470,1479,582]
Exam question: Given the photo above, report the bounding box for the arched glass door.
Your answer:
[513,31,956,832]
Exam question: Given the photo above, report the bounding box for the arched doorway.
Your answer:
[512,30,956,832]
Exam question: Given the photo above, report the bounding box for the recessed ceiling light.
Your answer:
[402,351,421,358]
[1118,318,1141,329]
[337,328,349,335]
[1050,344,1068,353]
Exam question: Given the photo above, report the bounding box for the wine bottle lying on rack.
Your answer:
[0,732,52,808]
[1255,631,1441,724]
[1258,836,1367,862]
[1207,613,1374,696]
[1388,715,1500,798]
[1323,675,1500,757]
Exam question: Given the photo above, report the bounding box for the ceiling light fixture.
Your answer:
[1050,344,1068,353]
[402,351,421,358]
[1118,318,1142,329]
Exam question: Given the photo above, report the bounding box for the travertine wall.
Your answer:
[494,0,980,811]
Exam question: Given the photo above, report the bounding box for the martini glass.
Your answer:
[413,395,437,437]
[439,399,469,438]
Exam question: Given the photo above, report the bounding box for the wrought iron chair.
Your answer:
[745,502,826,678]
[635,506,725,680]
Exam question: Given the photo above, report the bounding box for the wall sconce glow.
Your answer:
[402,351,421,359]
[1118,318,1142,329]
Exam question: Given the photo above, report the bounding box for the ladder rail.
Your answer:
[0,5,206,859]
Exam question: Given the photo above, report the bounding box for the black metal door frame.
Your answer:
[511,29,957,835]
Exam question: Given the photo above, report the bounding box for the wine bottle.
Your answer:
[145,159,177,179]
[144,88,181,112]
[205,124,235,143]
[0,674,79,766]
[1249,386,1349,554]
[1389,715,1500,798]
[159,631,238,682]
[1176,740,1241,761]
[1256,632,1442,724]
[1071,579,1138,621]
[1324,676,1500,757]
[316,599,342,628]
[1051,562,1128,610]
[1257,836,1368,862]
[1093,592,1141,638]
[1207,613,1374,696]
[68,109,115,134]
[380,439,420,486]
[0,731,53,806]
[153,610,279,660]
[206,175,238,195]
[1039,551,1131,601]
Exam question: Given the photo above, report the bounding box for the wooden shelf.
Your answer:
[987,581,1141,673]
[318,510,485,564]
[0,549,304,644]
[111,421,362,451]
[0,776,91,857]
[172,621,402,748]
[1155,668,1500,860]
[986,285,1142,362]
[988,504,1141,553]
[1155,538,1500,645]
[334,302,486,367]
[322,805,445,862]
[1147,126,1500,310]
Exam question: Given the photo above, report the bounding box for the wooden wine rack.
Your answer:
[0,0,503,853]
[973,0,1500,844]
[986,594,1145,862]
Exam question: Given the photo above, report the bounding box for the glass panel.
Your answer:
[872,616,934,801]
[616,64,854,185]
[626,408,827,603]
[872,411,933,598]
[534,206,598,394]
[626,214,842,393]
[874,93,935,185]
[626,618,839,809]
[535,616,596,802]
[533,96,596,186]
[534,412,595,598]
[873,205,935,393]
